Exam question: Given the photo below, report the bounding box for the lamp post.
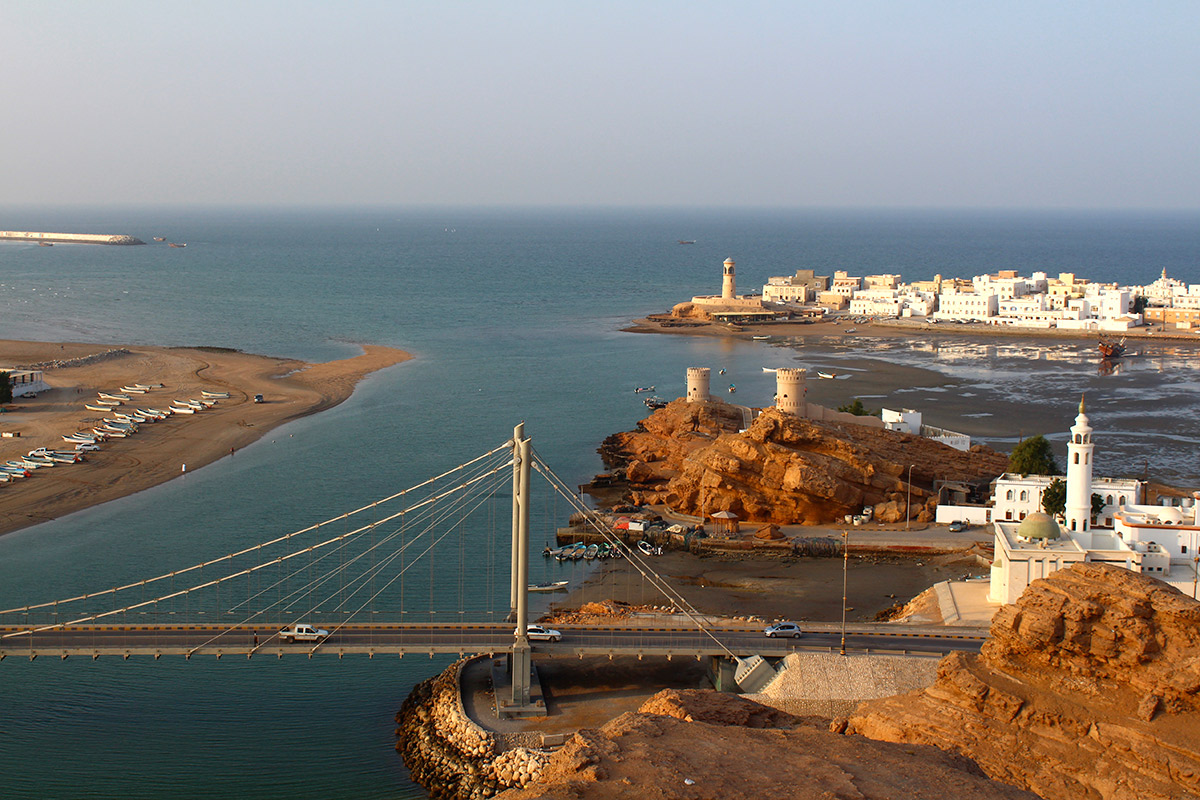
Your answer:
[840,529,848,656]
[906,464,915,531]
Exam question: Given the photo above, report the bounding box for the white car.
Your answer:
[764,622,803,639]
[74,443,101,452]
[279,623,329,642]
[521,624,562,642]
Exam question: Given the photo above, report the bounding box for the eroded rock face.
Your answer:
[497,689,1040,800]
[599,403,1008,525]
[850,563,1200,800]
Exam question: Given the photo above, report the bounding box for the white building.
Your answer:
[935,290,998,321]
[989,399,1198,605]
[881,407,971,451]
[2,368,49,398]
[992,473,1141,528]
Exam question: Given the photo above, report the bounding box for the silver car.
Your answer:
[763,622,803,638]
[522,624,562,642]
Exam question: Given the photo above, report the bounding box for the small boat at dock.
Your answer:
[643,396,668,410]
[528,580,569,592]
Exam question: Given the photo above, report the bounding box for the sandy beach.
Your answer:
[0,340,410,536]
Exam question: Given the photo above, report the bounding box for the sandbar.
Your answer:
[0,340,411,536]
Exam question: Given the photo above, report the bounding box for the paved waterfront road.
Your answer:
[0,622,984,660]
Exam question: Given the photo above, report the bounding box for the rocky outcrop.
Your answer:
[599,402,1008,525]
[849,563,1200,800]
[396,657,550,799]
[496,689,1040,800]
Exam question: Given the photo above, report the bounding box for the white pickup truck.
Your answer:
[279,623,329,643]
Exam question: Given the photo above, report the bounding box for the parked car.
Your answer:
[521,624,562,642]
[948,520,968,532]
[763,621,803,639]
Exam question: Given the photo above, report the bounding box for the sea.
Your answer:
[0,206,1197,798]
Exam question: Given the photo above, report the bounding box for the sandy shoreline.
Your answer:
[0,340,411,537]
[625,313,1200,346]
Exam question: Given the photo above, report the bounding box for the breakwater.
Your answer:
[396,656,550,800]
[0,230,145,245]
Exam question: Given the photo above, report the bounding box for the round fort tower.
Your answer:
[721,258,736,299]
[775,368,807,417]
[686,367,711,403]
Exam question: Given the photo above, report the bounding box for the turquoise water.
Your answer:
[0,207,1197,798]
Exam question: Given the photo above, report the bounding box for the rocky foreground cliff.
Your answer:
[495,689,1039,800]
[850,563,1200,799]
[598,402,1009,524]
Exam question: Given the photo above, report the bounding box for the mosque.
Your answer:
[989,398,1200,604]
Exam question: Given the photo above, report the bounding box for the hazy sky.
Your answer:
[4,1,1197,209]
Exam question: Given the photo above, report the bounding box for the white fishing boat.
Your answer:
[528,580,569,592]
[63,434,94,443]
[133,383,159,391]
[144,408,173,417]
[94,398,122,407]
[637,540,655,556]
[170,405,196,414]
[762,367,777,373]
[817,371,837,379]
[95,427,128,438]
[99,393,131,402]
[23,457,55,468]
[1,466,30,477]
[46,452,81,464]
[844,328,857,333]
[752,335,770,341]
[120,386,147,394]
[85,404,112,412]
[201,390,230,399]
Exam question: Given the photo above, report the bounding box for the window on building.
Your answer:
[1106,495,1113,505]
[1074,453,1079,464]
[1020,490,1028,502]
[1006,510,1013,520]
[1006,490,1013,501]
[1183,545,1189,554]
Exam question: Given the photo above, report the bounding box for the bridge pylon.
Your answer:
[498,423,543,717]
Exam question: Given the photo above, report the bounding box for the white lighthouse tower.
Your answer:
[721,258,736,300]
[1065,395,1094,533]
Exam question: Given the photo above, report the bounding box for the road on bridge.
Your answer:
[0,622,983,660]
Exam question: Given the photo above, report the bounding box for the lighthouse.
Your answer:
[721,258,736,299]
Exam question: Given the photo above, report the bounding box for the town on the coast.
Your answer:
[669,256,1200,338]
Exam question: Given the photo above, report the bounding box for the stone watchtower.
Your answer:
[721,258,736,299]
[686,367,711,403]
[775,368,807,417]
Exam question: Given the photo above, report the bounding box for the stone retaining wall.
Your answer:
[395,656,551,800]
[18,348,131,371]
[0,231,144,245]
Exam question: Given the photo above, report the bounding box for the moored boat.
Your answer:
[1098,336,1126,359]
[643,396,668,410]
[528,580,569,592]
[583,544,599,560]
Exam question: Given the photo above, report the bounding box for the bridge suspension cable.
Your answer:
[0,442,515,637]
[529,448,738,659]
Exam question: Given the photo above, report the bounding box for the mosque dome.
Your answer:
[1018,511,1061,541]
[724,257,735,264]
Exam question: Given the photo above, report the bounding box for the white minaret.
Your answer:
[1065,395,1094,533]
[775,368,807,417]
[721,258,736,299]
[686,367,711,403]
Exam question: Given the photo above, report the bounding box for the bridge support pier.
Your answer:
[708,656,738,692]
[500,424,543,718]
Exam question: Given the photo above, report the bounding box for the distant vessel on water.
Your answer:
[153,237,166,242]
[168,242,187,248]
[37,241,53,247]
[677,240,696,244]
[1098,336,1126,359]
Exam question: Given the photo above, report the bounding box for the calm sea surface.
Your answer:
[0,207,1197,798]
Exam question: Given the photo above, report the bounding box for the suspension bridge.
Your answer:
[0,424,984,711]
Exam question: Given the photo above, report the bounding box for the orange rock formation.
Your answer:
[850,563,1200,800]
[598,401,1009,525]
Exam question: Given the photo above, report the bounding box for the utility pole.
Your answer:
[840,529,848,656]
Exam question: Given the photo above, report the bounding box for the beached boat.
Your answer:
[637,540,656,556]
[844,328,857,333]
[133,383,161,391]
[84,404,113,412]
[817,371,837,379]
[752,335,770,341]
[1098,336,1126,359]
[168,405,195,414]
[201,390,230,399]
[94,427,127,438]
[762,367,777,373]
[583,544,599,560]
[556,543,584,562]
[120,386,146,394]
[1,466,31,477]
[528,580,569,592]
